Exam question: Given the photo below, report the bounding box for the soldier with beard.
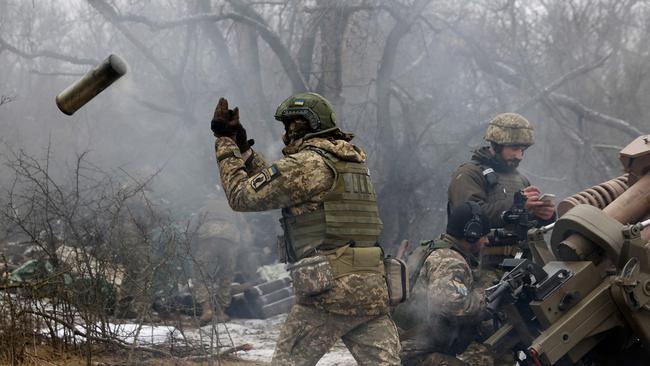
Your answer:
[446,113,556,365]
[448,113,555,229]
[210,92,401,366]
[448,113,555,253]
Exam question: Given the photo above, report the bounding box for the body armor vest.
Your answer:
[280,148,383,261]
[481,166,528,205]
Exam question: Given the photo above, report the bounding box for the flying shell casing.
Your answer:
[55,54,127,115]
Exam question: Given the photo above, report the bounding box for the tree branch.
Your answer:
[88,0,177,84]
[376,0,432,151]
[434,14,644,138]
[464,45,643,137]
[0,37,99,66]
[547,93,644,136]
[118,13,232,30]
[518,52,612,112]
[25,310,171,357]
[1,94,15,107]
[112,5,308,92]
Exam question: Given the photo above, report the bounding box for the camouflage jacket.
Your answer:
[448,146,555,228]
[395,234,491,355]
[215,135,389,316]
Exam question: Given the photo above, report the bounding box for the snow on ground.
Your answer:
[45,322,179,345]
[42,314,357,365]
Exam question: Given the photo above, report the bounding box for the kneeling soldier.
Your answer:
[394,202,499,366]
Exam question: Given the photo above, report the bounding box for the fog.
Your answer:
[1,0,648,254]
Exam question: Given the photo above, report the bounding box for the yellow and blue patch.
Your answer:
[293,99,305,106]
[449,272,469,297]
[250,164,281,192]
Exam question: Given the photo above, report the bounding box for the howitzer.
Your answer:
[485,258,553,313]
[484,135,650,366]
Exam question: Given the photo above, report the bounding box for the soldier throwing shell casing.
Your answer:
[210,92,401,366]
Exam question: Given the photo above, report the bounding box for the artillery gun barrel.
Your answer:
[557,172,650,261]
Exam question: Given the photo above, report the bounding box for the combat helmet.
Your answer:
[274,92,338,135]
[485,112,534,146]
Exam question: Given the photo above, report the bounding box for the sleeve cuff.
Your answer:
[215,137,241,161]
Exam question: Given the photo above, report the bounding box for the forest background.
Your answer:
[0,0,648,260]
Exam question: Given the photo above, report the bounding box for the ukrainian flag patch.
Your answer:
[250,164,281,191]
[293,99,305,106]
[265,165,279,177]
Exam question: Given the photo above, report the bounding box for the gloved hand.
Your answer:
[211,97,254,152]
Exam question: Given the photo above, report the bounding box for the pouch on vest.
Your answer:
[384,256,409,306]
[327,246,384,277]
[286,255,334,297]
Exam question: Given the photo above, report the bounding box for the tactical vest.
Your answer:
[472,162,528,204]
[394,237,461,337]
[406,238,452,291]
[280,148,383,261]
[475,163,530,259]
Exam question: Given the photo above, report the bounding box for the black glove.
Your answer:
[211,97,254,152]
[233,124,255,152]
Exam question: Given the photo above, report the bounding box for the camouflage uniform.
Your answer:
[215,135,401,366]
[394,233,497,366]
[192,199,252,320]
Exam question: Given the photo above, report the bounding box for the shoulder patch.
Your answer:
[250,164,281,191]
[449,272,469,297]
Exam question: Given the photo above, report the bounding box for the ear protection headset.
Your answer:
[463,201,484,243]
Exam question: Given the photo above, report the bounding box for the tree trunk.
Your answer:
[315,0,351,107]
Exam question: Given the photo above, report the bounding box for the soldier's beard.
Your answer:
[489,153,518,172]
[505,159,521,168]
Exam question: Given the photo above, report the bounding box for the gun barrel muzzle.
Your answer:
[55,54,127,115]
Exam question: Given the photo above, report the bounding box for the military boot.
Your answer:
[199,301,214,326]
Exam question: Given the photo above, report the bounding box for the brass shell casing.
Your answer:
[55,54,127,115]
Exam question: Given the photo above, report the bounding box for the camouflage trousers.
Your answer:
[458,342,513,366]
[271,303,401,366]
[401,343,514,366]
[402,351,470,366]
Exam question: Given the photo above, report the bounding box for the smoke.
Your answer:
[0,0,644,264]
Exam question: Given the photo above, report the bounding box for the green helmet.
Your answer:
[485,113,535,146]
[274,92,337,132]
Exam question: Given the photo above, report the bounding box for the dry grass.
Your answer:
[0,344,266,366]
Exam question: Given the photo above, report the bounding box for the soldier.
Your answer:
[192,197,252,325]
[394,202,495,366]
[448,113,555,229]
[448,113,555,269]
[210,92,401,365]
